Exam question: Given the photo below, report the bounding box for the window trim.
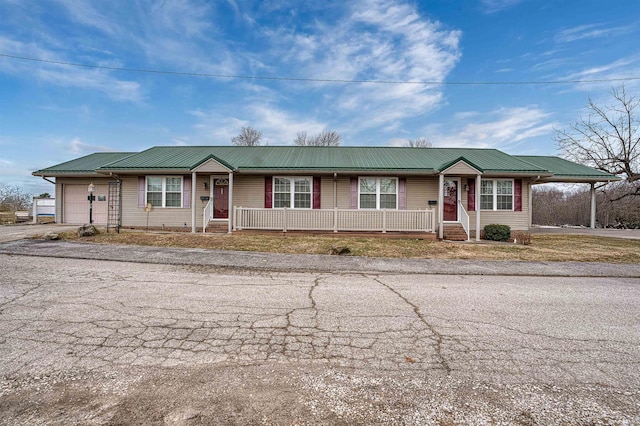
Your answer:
[272,176,313,209]
[145,176,183,208]
[358,177,399,210]
[480,178,514,211]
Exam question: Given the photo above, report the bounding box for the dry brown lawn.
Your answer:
[55,230,640,264]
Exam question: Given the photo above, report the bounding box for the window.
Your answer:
[359,177,397,209]
[273,177,312,208]
[480,179,513,210]
[146,176,183,208]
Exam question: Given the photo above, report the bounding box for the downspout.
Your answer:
[39,176,58,222]
[40,176,56,185]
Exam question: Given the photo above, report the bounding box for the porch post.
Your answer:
[438,173,444,239]
[475,174,481,241]
[590,182,596,229]
[228,172,234,233]
[191,171,197,233]
[528,178,533,229]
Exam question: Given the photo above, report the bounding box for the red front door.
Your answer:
[213,182,229,219]
[443,179,458,221]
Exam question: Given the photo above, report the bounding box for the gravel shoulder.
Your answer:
[1,238,639,277]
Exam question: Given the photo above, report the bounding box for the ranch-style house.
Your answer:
[33,146,619,240]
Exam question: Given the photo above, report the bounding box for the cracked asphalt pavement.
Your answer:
[0,239,639,424]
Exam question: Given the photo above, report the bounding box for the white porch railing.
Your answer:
[234,207,436,233]
[458,200,470,241]
[202,199,213,233]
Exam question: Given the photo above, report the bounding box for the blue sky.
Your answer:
[1,0,638,195]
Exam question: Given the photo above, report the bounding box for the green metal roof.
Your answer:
[33,152,135,175]
[96,146,551,174]
[514,156,620,181]
[33,147,618,183]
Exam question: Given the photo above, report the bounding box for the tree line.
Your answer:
[231,127,432,148]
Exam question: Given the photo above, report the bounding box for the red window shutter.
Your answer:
[265,176,273,208]
[350,177,358,209]
[138,176,145,208]
[467,179,475,211]
[514,179,522,211]
[398,178,406,210]
[313,177,321,209]
[183,176,191,208]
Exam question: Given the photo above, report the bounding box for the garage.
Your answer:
[62,184,109,224]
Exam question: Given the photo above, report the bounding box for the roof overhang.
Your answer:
[234,168,439,176]
[533,176,622,184]
[32,172,105,178]
[96,168,193,175]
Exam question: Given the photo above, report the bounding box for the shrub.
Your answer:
[484,224,511,242]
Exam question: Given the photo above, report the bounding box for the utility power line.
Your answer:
[1,53,639,86]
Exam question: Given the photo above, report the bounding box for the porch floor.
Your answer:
[229,229,437,240]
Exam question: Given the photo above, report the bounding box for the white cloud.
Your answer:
[189,104,327,145]
[555,23,634,43]
[480,0,524,14]
[563,56,640,92]
[429,107,557,151]
[264,0,461,132]
[0,37,143,102]
[67,138,114,155]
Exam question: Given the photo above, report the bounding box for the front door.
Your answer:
[443,179,458,221]
[213,178,229,219]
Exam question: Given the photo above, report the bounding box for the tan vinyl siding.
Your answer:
[335,177,352,209]
[406,177,439,210]
[55,180,62,222]
[320,176,336,209]
[193,158,230,173]
[120,176,196,228]
[443,162,479,175]
[232,175,264,208]
[467,180,530,231]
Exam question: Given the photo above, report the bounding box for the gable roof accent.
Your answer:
[32,152,135,176]
[192,155,232,173]
[514,156,622,182]
[438,157,484,175]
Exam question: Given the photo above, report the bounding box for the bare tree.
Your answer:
[405,137,433,148]
[0,183,32,212]
[293,131,310,146]
[555,86,640,199]
[294,130,342,146]
[231,126,263,146]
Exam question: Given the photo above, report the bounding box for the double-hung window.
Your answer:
[146,176,182,208]
[273,177,312,208]
[480,179,513,211]
[359,177,397,209]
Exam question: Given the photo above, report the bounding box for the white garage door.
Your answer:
[63,184,108,224]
